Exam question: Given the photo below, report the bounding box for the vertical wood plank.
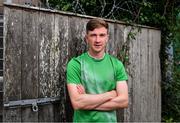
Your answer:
[114,24,126,122]
[123,26,139,122]
[21,9,39,122]
[150,29,162,122]
[114,24,125,59]
[38,11,54,122]
[151,29,157,121]
[68,17,87,58]
[3,6,22,122]
[147,29,152,120]
[106,22,115,55]
[139,28,148,121]
[131,27,141,121]
[123,26,134,122]
[53,14,70,122]
[156,30,161,121]
[150,29,161,121]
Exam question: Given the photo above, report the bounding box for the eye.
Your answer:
[99,33,106,37]
[90,34,97,37]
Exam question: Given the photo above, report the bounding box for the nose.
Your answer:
[95,36,101,43]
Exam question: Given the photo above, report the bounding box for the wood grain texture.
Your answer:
[113,23,126,122]
[123,26,137,122]
[52,14,70,122]
[68,17,87,58]
[139,28,148,121]
[3,6,22,122]
[130,27,142,121]
[21,9,39,122]
[38,11,55,121]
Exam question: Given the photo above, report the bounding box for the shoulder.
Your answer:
[67,53,86,67]
[107,54,124,66]
[107,54,128,81]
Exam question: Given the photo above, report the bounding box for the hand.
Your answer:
[76,84,86,94]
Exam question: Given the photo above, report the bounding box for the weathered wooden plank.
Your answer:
[21,9,39,122]
[123,26,139,122]
[123,26,134,122]
[106,22,115,55]
[3,6,22,122]
[114,24,125,59]
[147,29,155,121]
[68,17,87,58]
[150,29,161,121]
[21,107,38,122]
[39,12,54,98]
[38,105,54,122]
[139,28,149,121]
[156,30,161,121]
[38,11,54,122]
[53,14,70,122]
[113,24,126,122]
[150,29,157,121]
[130,27,141,121]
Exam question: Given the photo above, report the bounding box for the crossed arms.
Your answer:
[67,81,128,111]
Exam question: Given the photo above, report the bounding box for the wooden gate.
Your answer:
[3,4,67,122]
[3,3,161,122]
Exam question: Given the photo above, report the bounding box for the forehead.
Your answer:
[87,27,108,34]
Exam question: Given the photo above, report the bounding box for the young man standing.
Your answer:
[66,18,128,122]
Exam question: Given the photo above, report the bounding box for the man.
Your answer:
[66,18,128,122]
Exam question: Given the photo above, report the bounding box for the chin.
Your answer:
[94,50,104,54]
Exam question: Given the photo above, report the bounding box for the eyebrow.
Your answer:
[89,32,107,35]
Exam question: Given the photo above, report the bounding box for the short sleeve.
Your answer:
[115,60,128,81]
[66,58,81,84]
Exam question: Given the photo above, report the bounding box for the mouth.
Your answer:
[94,45,102,49]
[94,44,102,47]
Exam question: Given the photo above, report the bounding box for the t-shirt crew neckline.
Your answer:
[87,52,106,62]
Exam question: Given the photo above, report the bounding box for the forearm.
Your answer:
[72,90,117,110]
[74,92,112,109]
[95,95,128,111]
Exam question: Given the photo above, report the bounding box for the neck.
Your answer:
[88,51,105,59]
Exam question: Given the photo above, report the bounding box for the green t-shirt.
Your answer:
[66,52,128,122]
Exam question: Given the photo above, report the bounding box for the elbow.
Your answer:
[123,99,128,108]
[71,101,83,110]
[123,97,129,108]
[71,101,89,110]
[118,96,128,109]
[72,101,94,110]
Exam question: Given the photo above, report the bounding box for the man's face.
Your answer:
[85,27,108,54]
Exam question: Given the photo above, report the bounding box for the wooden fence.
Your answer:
[3,3,161,122]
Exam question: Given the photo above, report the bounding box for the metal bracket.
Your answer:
[4,96,60,109]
